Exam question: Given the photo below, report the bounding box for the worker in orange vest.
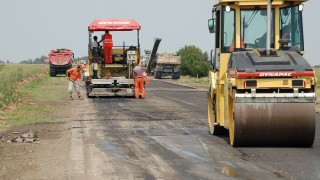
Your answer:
[100,30,113,64]
[81,62,87,70]
[133,63,146,99]
[81,62,87,81]
[66,66,82,100]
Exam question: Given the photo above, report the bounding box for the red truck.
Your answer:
[48,49,74,77]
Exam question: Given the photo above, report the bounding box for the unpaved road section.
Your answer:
[1,79,320,179]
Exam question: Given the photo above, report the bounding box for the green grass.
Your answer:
[0,64,47,79]
[0,64,68,126]
[0,64,48,108]
[4,75,68,126]
[179,76,210,88]
[0,64,4,72]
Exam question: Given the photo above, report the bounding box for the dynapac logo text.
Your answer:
[98,21,130,25]
[259,72,292,77]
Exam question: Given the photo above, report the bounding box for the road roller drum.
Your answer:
[231,102,315,146]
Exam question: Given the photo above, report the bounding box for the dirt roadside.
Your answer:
[0,73,75,179]
[0,102,73,179]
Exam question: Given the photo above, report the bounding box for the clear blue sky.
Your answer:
[0,0,319,65]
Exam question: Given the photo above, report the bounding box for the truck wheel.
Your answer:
[49,67,56,77]
[172,72,180,79]
[155,71,162,79]
[50,71,56,77]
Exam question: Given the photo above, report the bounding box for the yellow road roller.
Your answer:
[207,0,317,146]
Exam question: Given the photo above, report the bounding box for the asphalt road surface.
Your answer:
[69,79,320,179]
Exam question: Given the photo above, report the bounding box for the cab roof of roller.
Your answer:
[88,19,141,32]
[215,0,307,6]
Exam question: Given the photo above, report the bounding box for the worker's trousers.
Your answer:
[68,80,80,93]
[135,76,145,99]
[104,46,113,64]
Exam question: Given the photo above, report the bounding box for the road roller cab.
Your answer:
[207,0,317,146]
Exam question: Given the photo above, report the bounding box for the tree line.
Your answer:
[177,45,211,78]
[20,55,48,64]
[0,60,10,63]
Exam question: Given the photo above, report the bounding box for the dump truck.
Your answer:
[48,49,74,77]
[147,39,181,79]
[153,53,181,79]
[207,0,317,146]
[85,19,143,97]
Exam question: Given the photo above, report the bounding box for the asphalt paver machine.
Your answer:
[85,19,142,97]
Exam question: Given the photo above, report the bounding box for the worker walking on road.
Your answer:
[99,30,113,64]
[133,63,146,99]
[66,65,82,100]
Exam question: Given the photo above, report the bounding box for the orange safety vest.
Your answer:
[104,34,113,46]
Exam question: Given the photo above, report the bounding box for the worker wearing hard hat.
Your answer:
[99,30,113,64]
[66,66,82,100]
[133,63,146,99]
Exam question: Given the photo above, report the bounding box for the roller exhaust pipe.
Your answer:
[266,0,272,55]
